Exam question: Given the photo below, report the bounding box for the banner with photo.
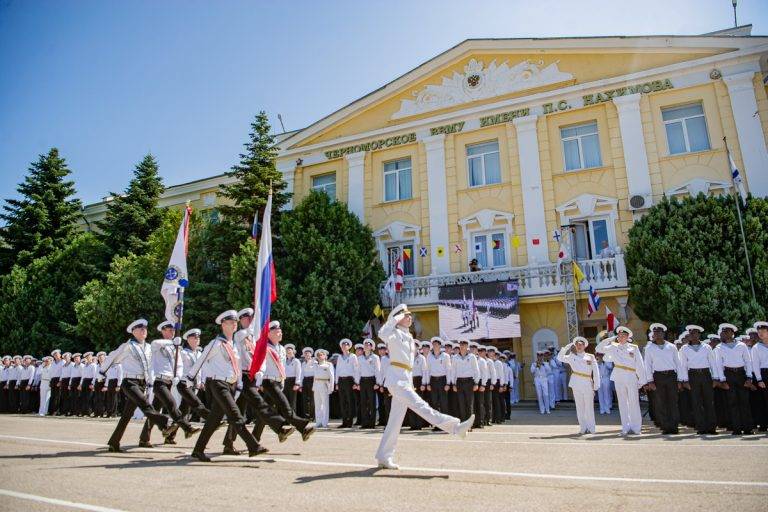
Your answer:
[438,280,521,340]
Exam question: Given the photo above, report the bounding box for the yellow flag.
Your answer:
[511,235,520,248]
[403,248,412,260]
[373,304,382,318]
[572,261,586,283]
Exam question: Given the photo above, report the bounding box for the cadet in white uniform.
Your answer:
[596,352,613,414]
[335,339,359,428]
[37,356,53,416]
[300,347,315,420]
[358,339,381,429]
[283,343,302,412]
[713,323,755,435]
[425,337,451,419]
[752,321,768,430]
[374,304,473,469]
[595,326,647,435]
[679,324,719,434]
[531,351,551,414]
[409,341,428,430]
[558,337,600,434]
[312,349,334,427]
[48,350,63,415]
[644,323,682,434]
[178,328,210,421]
[451,340,479,423]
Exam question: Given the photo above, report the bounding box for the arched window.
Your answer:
[532,328,559,356]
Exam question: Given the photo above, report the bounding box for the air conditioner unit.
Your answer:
[628,194,652,211]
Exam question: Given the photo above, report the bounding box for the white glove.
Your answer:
[173,337,182,347]
[172,377,180,386]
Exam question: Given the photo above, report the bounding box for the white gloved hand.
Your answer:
[173,337,182,347]
[172,377,180,386]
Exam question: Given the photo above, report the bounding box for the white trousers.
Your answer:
[511,377,520,403]
[614,380,642,434]
[547,375,556,407]
[559,372,568,400]
[375,376,459,463]
[314,391,330,427]
[534,379,550,413]
[598,379,613,413]
[38,380,50,416]
[572,387,596,433]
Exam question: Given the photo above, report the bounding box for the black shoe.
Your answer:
[432,426,441,432]
[191,451,211,462]
[278,425,295,443]
[408,427,422,431]
[222,447,241,456]
[184,426,201,439]
[249,446,269,457]
[742,430,755,435]
[163,438,177,445]
[337,424,348,429]
[215,421,227,432]
[138,441,153,448]
[162,424,179,440]
[107,444,124,453]
[302,424,316,442]
[706,430,718,435]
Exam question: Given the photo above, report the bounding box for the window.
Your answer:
[467,141,501,187]
[571,217,611,260]
[383,158,412,202]
[532,328,559,355]
[201,192,216,207]
[202,208,220,224]
[561,122,602,171]
[312,173,336,199]
[472,231,507,269]
[386,244,415,276]
[662,103,710,155]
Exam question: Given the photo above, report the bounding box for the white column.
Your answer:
[345,152,366,221]
[613,93,653,207]
[513,115,549,264]
[424,134,451,274]
[276,159,296,210]
[724,71,768,198]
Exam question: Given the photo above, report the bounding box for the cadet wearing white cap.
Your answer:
[451,340,479,423]
[312,349,334,427]
[79,352,98,417]
[101,319,177,452]
[678,325,719,434]
[67,353,83,416]
[177,328,210,422]
[714,323,755,435]
[558,337,600,434]
[300,347,316,420]
[48,350,63,415]
[335,338,360,428]
[92,352,108,417]
[409,341,429,430]
[358,339,381,429]
[283,343,302,412]
[644,323,682,434]
[469,342,486,426]
[0,356,10,413]
[531,351,551,414]
[57,353,72,416]
[595,326,647,435]
[425,336,451,420]
[37,356,53,416]
[752,321,768,430]
[374,304,474,469]
[376,343,391,425]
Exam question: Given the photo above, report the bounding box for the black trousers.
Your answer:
[229,373,286,447]
[652,371,680,432]
[484,382,493,425]
[68,377,81,415]
[252,379,310,440]
[79,378,94,416]
[48,377,60,415]
[58,378,70,415]
[0,383,6,413]
[377,387,390,425]
[178,380,209,421]
[473,387,485,428]
[337,376,355,426]
[93,380,106,417]
[301,376,314,419]
[105,379,119,417]
[408,376,425,428]
[108,378,170,447]
[756,368,768,430]
[492,387,503,423]
[456,378,475,422]
[141,380,194,443]
[724,368,753,433]
[194,379,261,454]
[429,376,449,414]
[19,380,30,413]
[359,376,377,427]
[688,368,717,433]
[284,377,298,412]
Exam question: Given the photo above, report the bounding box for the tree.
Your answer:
[0,148,82,273]
[217,111,290,227]
[96,154,165,258]
[625,194,767,334]
[229,191,385,352]
[0,233,109,355]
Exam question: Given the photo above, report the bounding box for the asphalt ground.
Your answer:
[0,407,766,512]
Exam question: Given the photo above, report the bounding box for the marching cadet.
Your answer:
[101,319,178,452]
[426,336,451,421]
[596,352,613,414]
[358,339,381,429]
[48,350,63,415]
[38,356,53,416]
[374,304,473,470]
[644,323,682,434]
[178,328,210,422]
[68,353,83,416]
[409,341,429,430]
[335,339,359,428]
[283,344,302,412]
[558,337,600,434]
[595,326,647,436]
[93,352,108,418]
[714,323,755,435]
[376,343,391,425]
[139,321,200,447]
[300,347,315,420]
[312,349,334,428]
[251,320,315,442]
[531,351,551,414]
[187,310,269,462]
[679,325,718,435]
[78,352,98,417]
[57,353,71,416]
[0,356,10,413]
[451,340,479,423]
[229,308,292,453]
[19,355,35,414]
[104,358,123,418]
[752,321,768,431]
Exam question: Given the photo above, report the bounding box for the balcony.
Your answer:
[380,254,628,306]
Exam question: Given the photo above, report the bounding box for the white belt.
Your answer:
[208,374,237,384]
[124,374,146,380]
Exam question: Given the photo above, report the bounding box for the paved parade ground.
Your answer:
[0,409,767,512]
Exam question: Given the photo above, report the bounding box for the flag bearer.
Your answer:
[714,323,755,435]
[531,351,551,414]
[358,339,381,429]
[558,337,600,434]
[643,323,682,434]
[679,325,718,434]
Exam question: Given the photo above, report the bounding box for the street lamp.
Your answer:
[732,0,738,28]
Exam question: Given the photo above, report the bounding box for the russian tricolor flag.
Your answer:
[248,193,278,379]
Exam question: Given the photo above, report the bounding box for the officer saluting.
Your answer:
[101,319,177,453]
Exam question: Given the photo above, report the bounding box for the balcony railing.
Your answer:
[380,254,628,306]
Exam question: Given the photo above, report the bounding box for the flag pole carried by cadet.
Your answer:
[161,203,192,375]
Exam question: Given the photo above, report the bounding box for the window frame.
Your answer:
[382,157,413,203]
[569,215,614,260]
[385,242,416,277]
[311,172,337,199]
[560,121,602,172]
[466,140,502,188]
[662,102,711,156]
[471,229,509,270]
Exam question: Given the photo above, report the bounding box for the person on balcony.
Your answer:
[598,240,616,259]
[469,258,481,272]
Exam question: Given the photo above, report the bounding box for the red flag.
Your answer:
[394,257,404,292]
[606,306,616,332]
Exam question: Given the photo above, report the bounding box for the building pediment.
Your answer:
[556,194,618,217]
[665,178,731,197]
[458,209,514,233]
[372,221,421,242]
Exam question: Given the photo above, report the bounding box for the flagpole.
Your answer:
[723,136,757,303]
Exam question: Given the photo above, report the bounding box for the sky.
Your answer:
[1,0,766,206]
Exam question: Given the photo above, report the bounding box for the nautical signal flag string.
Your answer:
[573,261,602,317]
